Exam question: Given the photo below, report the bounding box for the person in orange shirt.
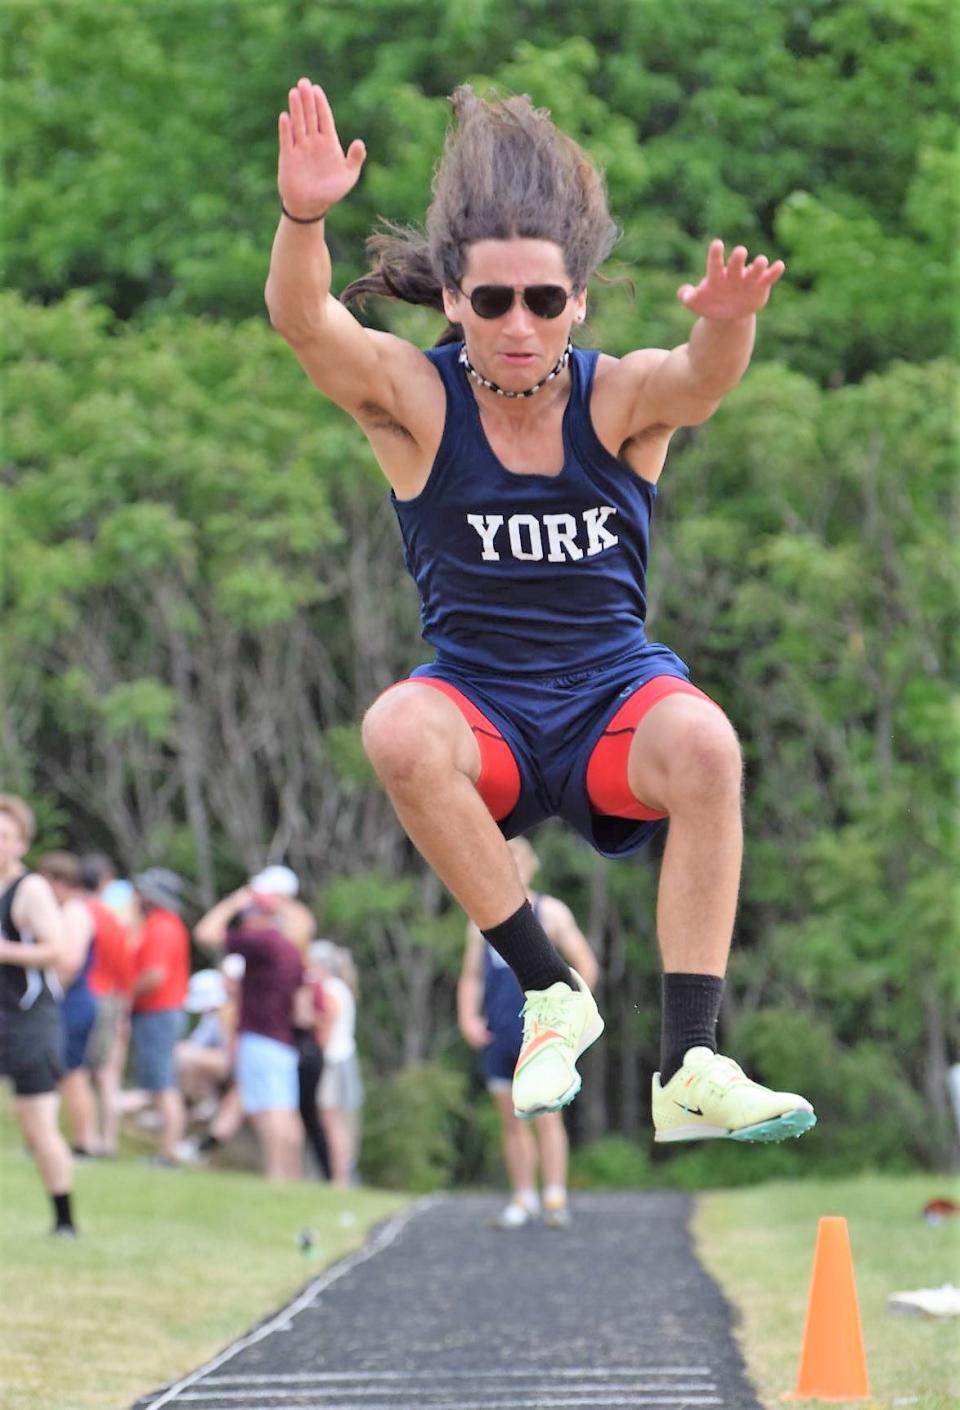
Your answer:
[130,869,190,1165]
[80,855,135,1157]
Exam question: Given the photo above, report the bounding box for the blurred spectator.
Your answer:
[175,968,233,1119]
[458,837,597,1229]
[293,959,331,1180]
[78,853,134,1157]
[36,852,99,1158]
[310,941,364,1187]
[195,876,309,1181]
[130,868,189,1165]
[0,795,77,1235]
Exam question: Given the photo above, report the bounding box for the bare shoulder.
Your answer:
[589,349,677,484]
[11,873,56,924]
[536,893,573,936]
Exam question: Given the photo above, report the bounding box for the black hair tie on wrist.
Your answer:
[280,201,327,224]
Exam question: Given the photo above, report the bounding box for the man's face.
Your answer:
[0,813,27,875]
[442,238,586,394]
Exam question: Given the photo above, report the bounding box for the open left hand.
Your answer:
[678,239,785,320]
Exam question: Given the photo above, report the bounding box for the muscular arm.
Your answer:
[619,240,785,435]
[0,875,64,968]
[264,80,440,494]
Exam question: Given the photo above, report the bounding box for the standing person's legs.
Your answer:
[319,1060,351,1186]
[237,1033,303,1181]
[156,1088,186,1161]
[15,1095,75,1233]
[533,1110,570,1226]
[132,1010,186,1162]
[489,1085,539,1225]
[59,1068,98,1154]
[250,1109,304,1181]
[297,1038,330,1179]
[87,996,125,1155]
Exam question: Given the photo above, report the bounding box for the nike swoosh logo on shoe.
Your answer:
[516,1030,563,1069]
[673,1101,704,1116]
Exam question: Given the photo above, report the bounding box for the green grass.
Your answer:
[696,1174,960,1410]
[0,1098,408,1410]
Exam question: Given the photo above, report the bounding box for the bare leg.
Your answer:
[627,695,743,975]
[16,1093,72,1193]
[533,1109,569,1190]
[490,1087,538,1198]
[209,1084,243,1144]
[92,1064,120,1155]
[251,1110,303,1181]
[156,1088,186,1161]
[321,1105,352,1186]
[59,1068,98,1151]
[362,685,524,929]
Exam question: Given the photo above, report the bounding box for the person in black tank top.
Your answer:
[0,795,78,1236]
[267,81,815,1146]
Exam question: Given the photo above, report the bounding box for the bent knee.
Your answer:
[671,714,742,798]
[361,685,473,785]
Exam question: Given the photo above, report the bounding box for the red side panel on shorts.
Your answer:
[397,677,522,823]
[586,676,717,821]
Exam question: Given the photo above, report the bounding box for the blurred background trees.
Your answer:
[2,0,956,1180]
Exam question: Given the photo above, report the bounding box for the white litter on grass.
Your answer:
[887,1283,960,1317]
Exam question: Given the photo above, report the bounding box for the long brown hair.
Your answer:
[341,86,619,343]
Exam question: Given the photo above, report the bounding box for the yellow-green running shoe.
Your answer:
[512,970,604,1119]
[652,1046,816,1143]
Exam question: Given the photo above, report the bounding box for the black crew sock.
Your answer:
[659,972,725,1085]
[482,901,575,994]
[197,1133,221,1154]
[51,1191,75,1231]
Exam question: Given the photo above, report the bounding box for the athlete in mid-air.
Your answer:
[266,78,815,1144]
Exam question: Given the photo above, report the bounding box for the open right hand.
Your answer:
[278,78,366,221]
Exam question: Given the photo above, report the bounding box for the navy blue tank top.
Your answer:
[392,344,656,674]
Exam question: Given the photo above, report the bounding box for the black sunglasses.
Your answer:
[457,283,575,320]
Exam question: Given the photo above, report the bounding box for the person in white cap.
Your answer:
[194,872,315,1180]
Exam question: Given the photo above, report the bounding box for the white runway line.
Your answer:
[201,1369,715,1384]
[178,1390,718,1403]
[169,1399,724,1410]
[138,1195,446,1410]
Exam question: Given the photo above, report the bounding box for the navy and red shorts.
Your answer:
[390,640,722,859]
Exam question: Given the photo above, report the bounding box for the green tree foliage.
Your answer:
[2,0,956,1174]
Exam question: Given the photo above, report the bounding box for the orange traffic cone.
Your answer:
[785,1216,872,1401]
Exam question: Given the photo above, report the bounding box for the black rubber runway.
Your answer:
[132,1192,763,1410]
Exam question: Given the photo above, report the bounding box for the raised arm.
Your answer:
[265,79,440,494]
[194,887,252,948]
[624,240,786,432]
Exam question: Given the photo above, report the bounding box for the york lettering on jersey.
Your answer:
[466,506,619,563]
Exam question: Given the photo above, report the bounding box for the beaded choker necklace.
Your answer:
[458,340,572,398]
